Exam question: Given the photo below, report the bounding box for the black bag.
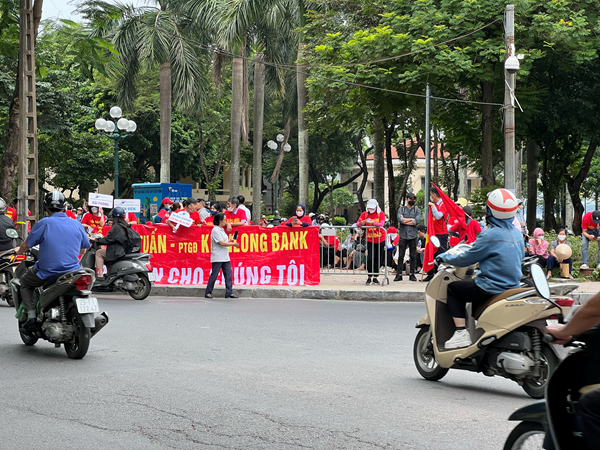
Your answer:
[122,224,142,253]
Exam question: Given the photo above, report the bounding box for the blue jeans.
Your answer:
[581,235,600,266]
[547,255,572,274]
[205,261,233,296]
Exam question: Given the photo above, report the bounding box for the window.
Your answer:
[421,177,426,191]
[467,179,472,193]
[371,182,375,199]
[352,182,358,194]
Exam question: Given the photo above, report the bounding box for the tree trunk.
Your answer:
[252,53,265,224]
[0,0,44,201]
[373,117,385,209]
[433,129,439,186]
[526,140,539,233]
[356,140,369,213]
[383,118,397,226]
[230,56,244,197]
[297,43,309,206]
[159,62,172,183]
[480,81,495,187]
[566,139,597,235]
[241,46,249,148]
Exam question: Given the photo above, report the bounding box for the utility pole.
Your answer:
[504,4,516,191]
[424,84,431,225]
[18,0,39,237]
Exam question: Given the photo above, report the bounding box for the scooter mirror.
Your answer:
[6,229,18,239]
[530,264,550,300]
[430,236,440,248]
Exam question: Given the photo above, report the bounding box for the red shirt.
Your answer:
[450,219,482,244]
[358,211,386,243]
[325,235,340,251]
[582,212,600,232]
[6,206,17,224]
[225,208,247,224]
[81,212,107,233]
[65,210,77,220]
[127,212,137,224]
[189,210,202,225]
[449,218,462,246]
[431,201,448,235]
[282,215,312,226]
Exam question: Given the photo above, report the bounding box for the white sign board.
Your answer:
[114,199,141,213]
[88,193,113,209]
[168,212,193,228]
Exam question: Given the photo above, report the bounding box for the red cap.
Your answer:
[387,227,397,234]
[161,198,173,204]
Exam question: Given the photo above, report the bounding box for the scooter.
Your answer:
[0,229,29,306]
[413,240,576,398]
[503,325,600,450]
[9,247,109,359]
[80,235,154,300]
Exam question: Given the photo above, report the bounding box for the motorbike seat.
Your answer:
[473,288,534,320]
[120,253,151,260]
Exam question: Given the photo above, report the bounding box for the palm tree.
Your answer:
[79,0,211,183]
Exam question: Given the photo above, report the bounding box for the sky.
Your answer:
[42,0,80,20]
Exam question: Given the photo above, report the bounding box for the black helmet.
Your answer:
[112,207,126,218]
[44,191,66,212]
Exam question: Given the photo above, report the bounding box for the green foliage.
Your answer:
[467,185,501,218]
[333,216,347,226]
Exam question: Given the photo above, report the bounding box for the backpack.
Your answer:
[120,224,142,253]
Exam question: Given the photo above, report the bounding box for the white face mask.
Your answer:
[558,235,566,241]
[367,208,375,214]
[228,207,234,212]
[296,211,304,218]
[388,233,397,240]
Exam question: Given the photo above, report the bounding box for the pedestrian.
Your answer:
[205,212,239,299]
[516,201,528,236]
[580,210,600,270]
[416,225,427,272]
[395,192,421,282]
[424,186,449,282]
[385,226,399,273]
[237,195,252,224]
[358,199,385,285]
[260,215,268,227]
[528,228,549,268]
[547,229,573,279]
[76,207,84,222]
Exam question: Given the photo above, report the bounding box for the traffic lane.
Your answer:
[0,298,531,449]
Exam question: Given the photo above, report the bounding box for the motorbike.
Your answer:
[504,326,600,450]
[80,235,154,300]
[9,248,109,359]
[413,239,576,398]
[0,229,28,306]
[520,254,539,288]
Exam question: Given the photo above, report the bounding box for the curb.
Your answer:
[148,285,594,304]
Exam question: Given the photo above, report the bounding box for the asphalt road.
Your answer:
[0,297,533,450]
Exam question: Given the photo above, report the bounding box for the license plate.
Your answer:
[147,273,155,282]
[76,297,99,314]
[546,319,559,326]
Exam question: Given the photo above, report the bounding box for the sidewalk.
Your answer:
[150,273,600,303]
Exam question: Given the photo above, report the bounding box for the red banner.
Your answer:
[131,224,321,286]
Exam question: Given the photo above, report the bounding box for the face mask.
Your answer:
[91,207,99,215]
[166,205,172,210]
[408,200,416,206]
[388,233,397,240]
[296,211,304,218]
[558,235,566,241]
[367,208,375,214]
[210,210,217,216]
[228,207,234,212]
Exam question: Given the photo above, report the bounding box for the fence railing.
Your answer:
[318,225,391,286]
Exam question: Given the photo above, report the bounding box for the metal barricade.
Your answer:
[319,225,390,286]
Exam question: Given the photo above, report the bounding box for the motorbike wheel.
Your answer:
[129,275,151,301]
[18,321,38,346]
[522,345,559,399]
[503,421,545,450]
[64,309,90,360]
[413,327,448,381]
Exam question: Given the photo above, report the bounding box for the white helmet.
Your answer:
[0,197,5,214]
[487,188,519,220]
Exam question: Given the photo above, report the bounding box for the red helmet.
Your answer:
[487,188,518,220]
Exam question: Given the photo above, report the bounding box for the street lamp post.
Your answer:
[267,134,292,226]
[95,106,137,199]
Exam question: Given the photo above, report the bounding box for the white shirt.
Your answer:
[211,226,230,262]
[239,204,251,223]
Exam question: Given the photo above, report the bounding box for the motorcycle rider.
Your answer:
[437,188,523,349]
[0,198,18,252]
[546,291,600,449]
[90,207,131,280]
[14,191,90,332]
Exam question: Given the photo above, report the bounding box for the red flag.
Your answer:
[423,208,437,272]
[431,182,466,229]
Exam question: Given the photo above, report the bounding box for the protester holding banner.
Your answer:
[237,196,252,224]
[81,206,107,233]
[204,202,224,226]
[358,199,385,285]
[167,199,198,232]
[282,204,312,227]
[204,212,240,299]
[225,197,248,232]
[154,198,173,224]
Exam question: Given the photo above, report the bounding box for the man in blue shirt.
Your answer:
[15,191,90,332]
